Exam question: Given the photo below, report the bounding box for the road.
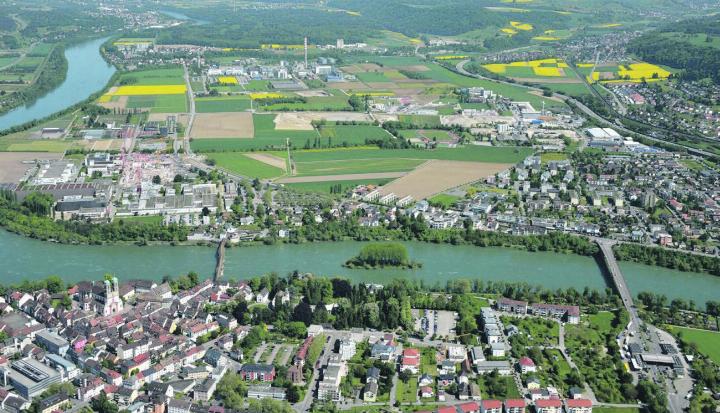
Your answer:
[183,63,196,155]
[296,333,338,412]
[454,59,718,159]
[596,239,692,413]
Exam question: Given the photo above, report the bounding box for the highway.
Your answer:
[183,63,196,155]
[454,59,718,159]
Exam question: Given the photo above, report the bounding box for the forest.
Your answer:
[628,15,720,84]
[613,243,720,276]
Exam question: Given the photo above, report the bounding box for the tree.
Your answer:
[152,175,161,184]
[91,394,119,413]
[22,192,54,216]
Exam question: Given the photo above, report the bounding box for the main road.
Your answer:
[595,239,691,413]
[183,63,196,155]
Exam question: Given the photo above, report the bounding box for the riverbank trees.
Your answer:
[614,243,720,275]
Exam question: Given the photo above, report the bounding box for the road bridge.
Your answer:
[213,238,226,283]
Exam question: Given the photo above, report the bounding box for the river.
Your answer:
[1,230,718,303]
[0,37,115,132]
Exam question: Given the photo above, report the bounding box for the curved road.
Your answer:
[454,59,717,159]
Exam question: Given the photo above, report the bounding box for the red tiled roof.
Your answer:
[505,399,526,408]
[458,401,480,412]
[438,406,456,413]
[482,400,502,409]
[402,357,419,366]
[519,357,535,366]
[535,399,562,408]
[566,399,593,408]
[403,348,420,357]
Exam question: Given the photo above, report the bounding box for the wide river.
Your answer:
[1,230,718,303]
[0,37,115,132]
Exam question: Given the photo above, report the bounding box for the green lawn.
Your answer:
[428,194,461,209]
[594,408,641,413]
[117,215,163,224]
[208,153,285,179]
[396,378,418,404]
[477,375,521,399]
[541,152,569,163]
[670,326,720,363]
[420,347,438,375]
[196,96,251,113]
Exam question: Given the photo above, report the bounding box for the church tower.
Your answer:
[103,277,124,316]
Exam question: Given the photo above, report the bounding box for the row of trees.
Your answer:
[614,243,720,275]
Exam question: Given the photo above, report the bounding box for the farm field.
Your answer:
[117,67,185,85]
[317,125,392,145]
[195,96,251,113]
[290,146,532,164]
[259,96,352,111]
[190,114,317,152]
[191,112,254,139]
[379,159,511,200]
[669,326,720,363]
[208,152,286,179]
[294,158,424,177]
[126,94,188,113]
[273,112,372,130]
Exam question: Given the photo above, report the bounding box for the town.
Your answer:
[0,269,701,413]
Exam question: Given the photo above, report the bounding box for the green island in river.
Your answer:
[343,242,422,269]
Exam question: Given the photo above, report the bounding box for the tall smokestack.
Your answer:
[304,37,308,68]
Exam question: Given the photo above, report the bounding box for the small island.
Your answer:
[344,242,422,269]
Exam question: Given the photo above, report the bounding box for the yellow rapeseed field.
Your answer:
[434,55,469,60]
[217,76,239,85]
[617,63,671,81]
[577,63,595,68]
[350,91,395,97]
[249,92,286,100]
[484,58,569,78]
[533,67,562,77]
[106,85,187,96]
[532,36,561,41]
[510,21,534,31]
[501,28,518,35]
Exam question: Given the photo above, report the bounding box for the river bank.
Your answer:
[0,36,115,134]
[1,228,719,303]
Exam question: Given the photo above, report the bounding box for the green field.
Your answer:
[318,125,391,145]
[260,96,351,111]
[398,129,452,141]
[541,152,569,163]
[119,67,185,85]
[208,153,285,179]
[295,158,424,177]
[126,94,187,113]
[196,96,251,113]
[356,71,393,83]
[285,178,392,194]
[594,408,641,413]
[670,326,720,363]
[191,114,317,152]
[291,146,532,164]
[428,194,461,209]
[244,80,272,91]
[117,215,164,224]
[398,115,442,127]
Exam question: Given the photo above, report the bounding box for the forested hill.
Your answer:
[628,16,720,84]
